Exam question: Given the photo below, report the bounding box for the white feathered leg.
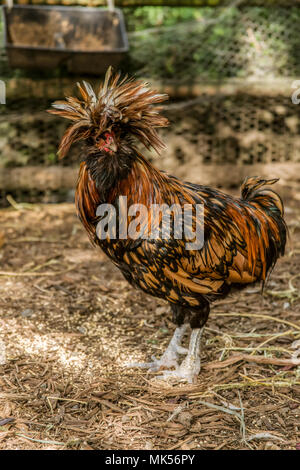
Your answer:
[158,327,204,383]
[126,324,188,371]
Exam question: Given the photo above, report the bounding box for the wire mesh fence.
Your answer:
[1,4,300,204]
[128,5,300,80]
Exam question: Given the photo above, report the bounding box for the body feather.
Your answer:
[49,68,287,332]
[75,154,287,325]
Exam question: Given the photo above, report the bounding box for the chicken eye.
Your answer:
[94,135,105,148]
[104,133,112,143]
[95,134,104,142]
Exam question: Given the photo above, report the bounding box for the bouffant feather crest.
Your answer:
[48,67,169,158]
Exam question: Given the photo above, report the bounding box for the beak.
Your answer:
[109,140,118,153]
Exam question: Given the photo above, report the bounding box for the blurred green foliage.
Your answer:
[124,6,201,30]
[0,6,300,81]
[125,6,300,81]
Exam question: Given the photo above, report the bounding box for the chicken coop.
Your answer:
[0,0,300,452]
[1,0,300,201]
[2,4,128,74]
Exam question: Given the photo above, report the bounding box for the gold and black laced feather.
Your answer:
[49,68,287,330]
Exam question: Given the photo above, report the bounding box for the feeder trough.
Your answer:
[2,5,129,74]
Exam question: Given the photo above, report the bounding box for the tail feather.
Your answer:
[241,177,283,212]
[240,176,287,279]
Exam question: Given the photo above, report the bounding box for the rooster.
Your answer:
[49,68,287,383]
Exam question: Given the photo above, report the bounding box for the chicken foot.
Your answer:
[157,327,204,383]
[126,324,188,371]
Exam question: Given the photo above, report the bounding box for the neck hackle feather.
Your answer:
[48,67,169,159]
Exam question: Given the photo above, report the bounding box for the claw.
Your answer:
[125,324,188,373]
[157,369,196,384]
[156,356,200,384]
[176,346,189,355]
[156,328,203,384]
[125,325,203,384]
[125,350,181,372]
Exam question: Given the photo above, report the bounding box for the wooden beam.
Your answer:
[1,163,299,192]
[0,166,77,192]
[3,77,296,102]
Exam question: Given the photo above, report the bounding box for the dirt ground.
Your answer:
[0,187,299,450]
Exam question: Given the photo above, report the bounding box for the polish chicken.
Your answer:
[49,68,287,383]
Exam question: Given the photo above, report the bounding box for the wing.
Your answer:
[123,184,264,306]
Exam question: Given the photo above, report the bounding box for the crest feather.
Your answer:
[48,67,169,158]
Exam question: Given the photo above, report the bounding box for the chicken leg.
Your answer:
[126,324,188,371]
[158,327,204,383]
